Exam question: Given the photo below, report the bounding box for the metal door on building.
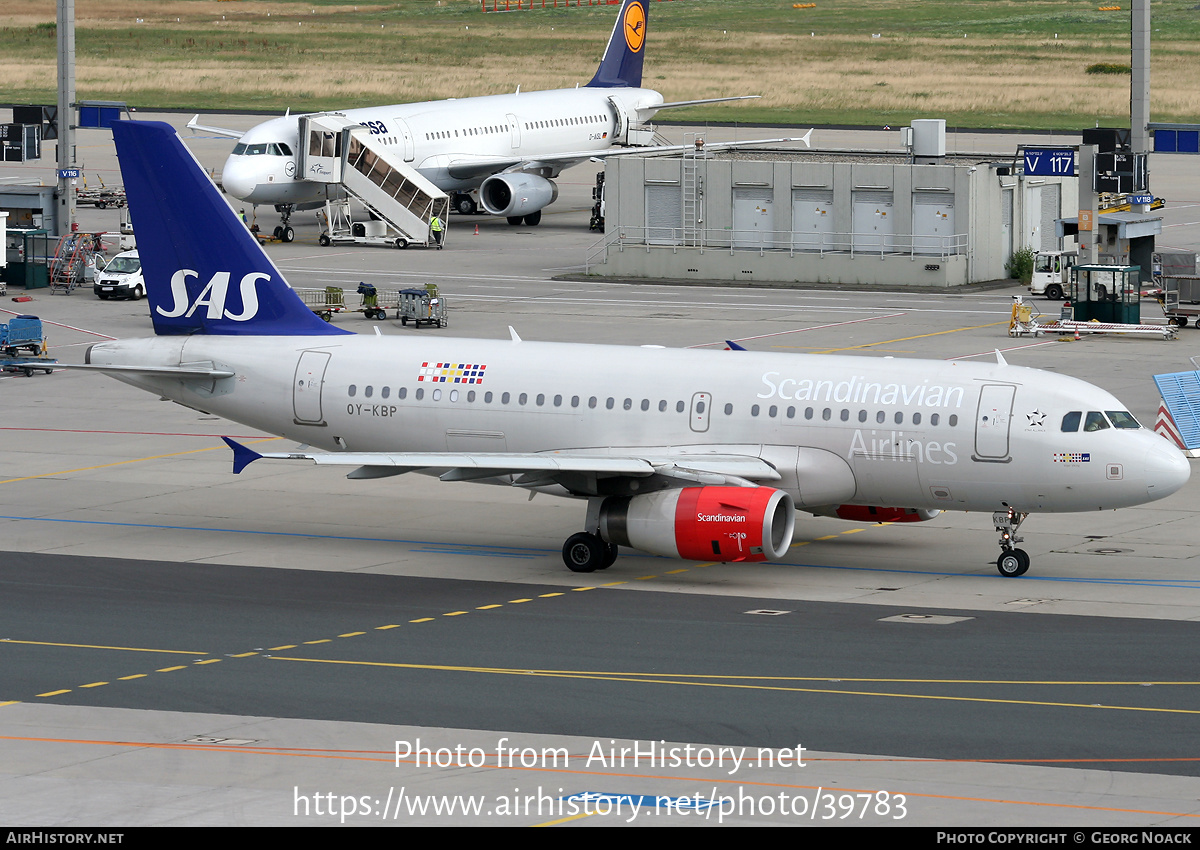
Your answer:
[852,191,894,253]
[733,188,773,248]
[1040,183,1060,251]
[646,184,682,245]
[791,189,834,251]
[912,192,955,255]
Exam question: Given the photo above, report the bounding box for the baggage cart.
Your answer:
[1159,275,1200,328]
[0,314,56,374]
[355,282,401,320]
[295,286,346,322]
[0,314,44,356]
[397,284,447,328]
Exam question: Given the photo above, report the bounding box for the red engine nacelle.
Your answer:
[598,487,796,562]
[833,506,941,523]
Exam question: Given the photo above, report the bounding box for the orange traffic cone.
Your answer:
[1074,328,1081,341]
[473,224,479,236]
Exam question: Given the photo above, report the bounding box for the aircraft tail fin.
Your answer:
[587,0,647,88]
[110,120,348,337]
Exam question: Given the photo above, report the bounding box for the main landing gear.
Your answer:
[993,507,1030,577]
[562,532,619,573]
[272,204,296,243]
[506,210,542,227]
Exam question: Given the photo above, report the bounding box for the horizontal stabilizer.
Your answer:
[652,96,761,111]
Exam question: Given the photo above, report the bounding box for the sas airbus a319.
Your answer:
[84,120,1190,578]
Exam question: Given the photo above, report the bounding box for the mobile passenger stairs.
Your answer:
[1154,357,1200,458]
[48,233,100,294]
[301,114,450,250]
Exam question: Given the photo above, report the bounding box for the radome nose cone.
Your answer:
[1145,439,1191,500]
[220,156,255,201]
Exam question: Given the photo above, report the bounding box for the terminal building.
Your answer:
[587,121,1079,288]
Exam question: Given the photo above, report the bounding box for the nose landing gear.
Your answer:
[273,204,297,243]
[993,507,1030,577]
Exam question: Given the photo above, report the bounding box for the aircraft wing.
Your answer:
[518,132,812,173]
[185,115,245,140]
[446,156,524,181]
[56,363,236,378]
[444,132,811,181]
[223,438,780,491]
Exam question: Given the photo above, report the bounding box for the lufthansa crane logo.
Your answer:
[623,1,646,53]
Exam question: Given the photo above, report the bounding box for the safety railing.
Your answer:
[585,227,968,272]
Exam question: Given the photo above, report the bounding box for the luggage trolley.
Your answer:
[295,286,346,322]
[355,282,401,320]
[397,284,447,328]
[0,315,57,376]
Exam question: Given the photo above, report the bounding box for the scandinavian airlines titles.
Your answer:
[758,371,966,409]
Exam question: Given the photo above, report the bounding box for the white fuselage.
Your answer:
[87,334,1190,515]
[221,87,662,207]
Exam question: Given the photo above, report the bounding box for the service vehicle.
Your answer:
[93,250,144,300]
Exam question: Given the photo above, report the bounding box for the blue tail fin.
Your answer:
[587,0,647,88]
[111,120,348,337]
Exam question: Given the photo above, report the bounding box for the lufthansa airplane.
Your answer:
[197,0,806,239]
[86,121,1190,578]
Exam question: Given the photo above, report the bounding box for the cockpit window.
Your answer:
[1106,410,1140,429]
[1061,411,1081,432]
[234,143,280,156]
[1084,411,1110,432]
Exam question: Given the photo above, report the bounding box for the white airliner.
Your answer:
[89,120,1190,578]
[193,0,806,240]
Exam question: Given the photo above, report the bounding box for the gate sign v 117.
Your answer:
[1023,149,1075,177]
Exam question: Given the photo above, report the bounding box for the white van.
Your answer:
[93,250,144,300]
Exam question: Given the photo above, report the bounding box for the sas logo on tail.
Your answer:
[156,269,265,321]
[623,1,645,52]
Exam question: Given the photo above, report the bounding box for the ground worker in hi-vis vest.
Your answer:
[430,215,444,249]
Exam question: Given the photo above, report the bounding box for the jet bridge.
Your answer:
[300,114,449,248]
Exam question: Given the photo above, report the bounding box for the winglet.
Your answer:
[725,340,747,351]
[222,437,263,474]
[509,326,522,343]
[799,128,814,148]
[994,349,1008,367]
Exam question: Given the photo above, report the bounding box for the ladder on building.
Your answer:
[300,114,449,248]
[681,133,707,248]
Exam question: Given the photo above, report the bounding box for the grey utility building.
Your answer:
[588,129,1077,289]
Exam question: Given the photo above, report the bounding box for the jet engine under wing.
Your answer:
[222,438,781,492]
